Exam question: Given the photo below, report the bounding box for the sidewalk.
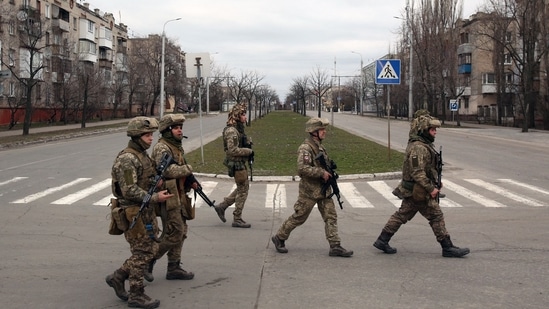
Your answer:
[0,118,130,138]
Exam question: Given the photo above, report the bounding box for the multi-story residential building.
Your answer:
[0,0,129,126]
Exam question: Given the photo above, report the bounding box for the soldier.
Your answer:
[373,115,470,258]
[106,116,173,308]
[271,117,353,257]
[392,109,445,199]
[145,114,195,283]
[214,103,254,228]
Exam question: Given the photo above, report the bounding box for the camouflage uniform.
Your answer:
[106,116,161,308]
[215,103,253,228]
[373,115,470,258]
[145,114,195,282]
[271,118,353,257]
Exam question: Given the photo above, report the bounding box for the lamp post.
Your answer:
[394,2,414,119]
[351,51,363,116]
[206,52,219,114]
[160,18,181,118]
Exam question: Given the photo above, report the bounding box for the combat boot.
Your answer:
[440,236,470,258]
[232,218,251,228]
[329,244,353,257]
[166,260,194,280]
[373,230,397,254]
[128,286,160,309]
[271,235,288,253]
[214,202,227,223]
[143,259,156,282]
[105,268,129,301]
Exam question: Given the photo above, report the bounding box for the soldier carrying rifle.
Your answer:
[271,117,353,257]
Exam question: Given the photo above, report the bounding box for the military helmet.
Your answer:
[159,113,186,133]
[305,117,329,133]
[126,116,159,137]
[417,115,441,132]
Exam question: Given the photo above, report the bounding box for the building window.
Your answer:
[45,4,50,19]
[88,20,94,34]
[8,49,15,67]
[8,21,15,35]
[505,31,512,43]
[483,73,496,84]
[459,53,472,65]
[9,81,15,97]
[504,53,512,64]
[505,73,514,84]
[463,97,469,109]
[460,32,469,44]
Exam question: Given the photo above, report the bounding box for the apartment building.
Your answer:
[0,0,129,125]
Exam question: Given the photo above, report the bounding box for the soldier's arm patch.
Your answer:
[411,155,419,168]
[123,169,135,185]
[302,153,311,164]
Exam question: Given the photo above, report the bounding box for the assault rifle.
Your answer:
[242,134,254,181]
[315,152,344,209]
[435,145,444,203]
[129,153,175,232]
[184,173,216,208]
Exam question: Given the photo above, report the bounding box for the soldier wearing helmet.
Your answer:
[214,103,254,228]
[271,117,353,257]
[373,114,470,258]
[106,116,173,308]
[145,113,195,283]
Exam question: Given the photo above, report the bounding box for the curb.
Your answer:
[194,171,402,182]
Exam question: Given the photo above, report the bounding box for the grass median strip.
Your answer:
[184,110,404,176]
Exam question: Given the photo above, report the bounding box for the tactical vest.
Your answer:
[304,137,328,168]
[112,147,156,205]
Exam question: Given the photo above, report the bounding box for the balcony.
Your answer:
[51,19,70,32]
[458,64,471,74]
[457,43,475,55]
[482,84,497,94]
[456,86,471,96]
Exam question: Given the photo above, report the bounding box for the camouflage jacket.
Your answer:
[402,138,438,194]
[297,136,332,199]
[223,125,252,163]
[151,138,193,182]
[111,140,158,207]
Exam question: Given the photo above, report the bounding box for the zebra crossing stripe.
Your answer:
[339,182,374,208]
[0,177,28,186]
[465,179,545,207]
[94,195,114,206]
[11,178,91,204]
[498,179,549,196]
[266,184,287,211]
[443,179,505,208]
[193,181,217,208]
[52,178,111,205]
[368,180,401,207]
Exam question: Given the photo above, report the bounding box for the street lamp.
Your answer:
[160,17,181,118]
[206,52,219,114]
[394,2,414,119]
[351,51,363,116]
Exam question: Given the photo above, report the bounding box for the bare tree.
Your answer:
[0,6,48,135]
[289,76,309,116]
[308,66,332,117]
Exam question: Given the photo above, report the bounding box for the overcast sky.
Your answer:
[85,0,481,99]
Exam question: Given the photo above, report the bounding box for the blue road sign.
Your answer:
[375,59,401,85]
[449,99,458,111]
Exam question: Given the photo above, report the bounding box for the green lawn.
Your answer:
[185,110,405,176]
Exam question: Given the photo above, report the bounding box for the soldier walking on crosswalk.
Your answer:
[214,103,254,228]
[373,115,470,258]
[145,114,195,283]
[271,117,353,257]
[106,117,173,308]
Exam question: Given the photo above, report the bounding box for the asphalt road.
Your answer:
[0,111,548,309]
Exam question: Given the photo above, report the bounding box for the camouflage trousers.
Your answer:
[223,169,249,220]
[155,207,188,263]
[276,196,341,245]
[121,207,158,290]
[383,197,449,242]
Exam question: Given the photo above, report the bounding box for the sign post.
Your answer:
[375,59,401,161]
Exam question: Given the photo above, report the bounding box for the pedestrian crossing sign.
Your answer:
[375,59,401,85]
